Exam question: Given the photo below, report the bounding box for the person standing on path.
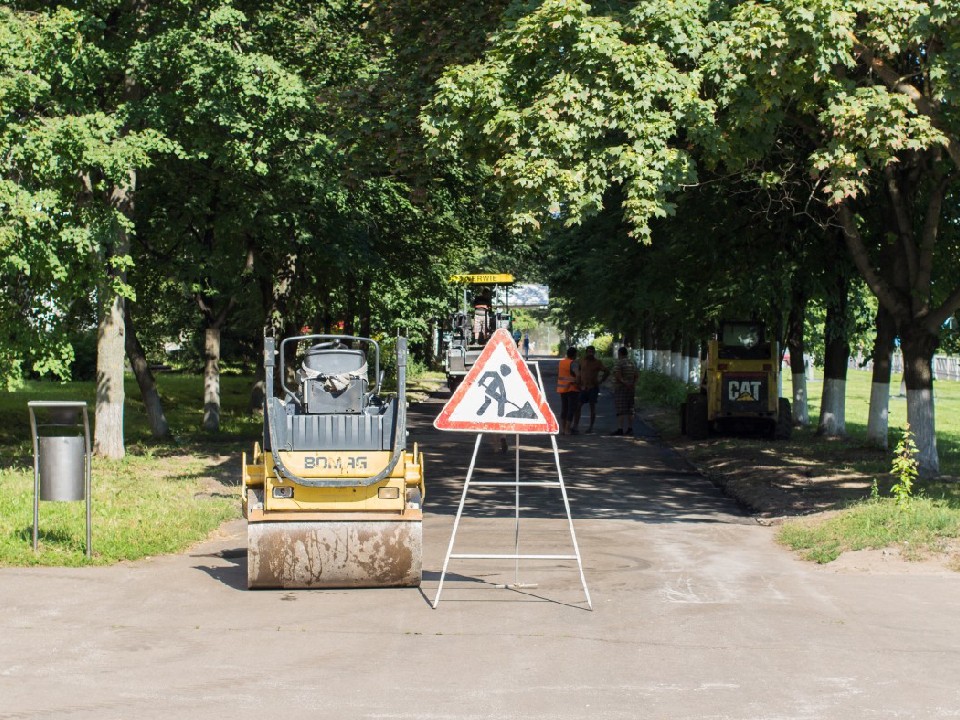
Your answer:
[574,345,609,433]
[610,346,637,436]
[522,331,530,360]
[556,346,580,435]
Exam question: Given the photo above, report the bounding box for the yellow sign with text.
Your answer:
[449,273,514,284]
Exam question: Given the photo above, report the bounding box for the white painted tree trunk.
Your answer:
[203,327,221,432]
[817,378,846,436]
[866,382,890,449]
[644,348,654,371]
[670,351,682,380]
[791,373,809,425]
[94,294,126,459]
[907,388,939,477]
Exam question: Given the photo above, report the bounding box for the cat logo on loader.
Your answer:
[241,333,425,589]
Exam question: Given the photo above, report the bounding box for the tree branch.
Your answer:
[838,204,910,322]
[850,35,960,170]
[883,165,917,286]
[915,170,947,303]
[927,284,960,333]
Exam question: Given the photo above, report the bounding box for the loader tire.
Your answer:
[775,397,793,440]
[685,393,709,440]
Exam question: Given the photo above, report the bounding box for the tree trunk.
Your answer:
[249,376,266,414]
[817,286,849,438]
[685,336,699,385]
[95,293,126,458]
[838,159,958,476]
[678,335,690,385]
[865,305,896,449]
[670,331,682,381]
[642,322,654,371]
[203,326,221,432]
[359,276,372,339]
[343,274,356,337]
[124,306,169,439]
[266,252,297,397]
[900,324,940,477]
[656,330,670,374]
[94,170,136,459]
[786,291,809,426]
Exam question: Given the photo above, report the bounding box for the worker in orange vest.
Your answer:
[556,346,580,435]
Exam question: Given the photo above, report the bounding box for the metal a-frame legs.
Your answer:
[431,433,592,609]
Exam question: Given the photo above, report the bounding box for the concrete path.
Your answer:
[1,357,958,719]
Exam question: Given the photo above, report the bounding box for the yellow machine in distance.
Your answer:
[242,334,425,589]
[442,273,516,392]
[681,321,792,440]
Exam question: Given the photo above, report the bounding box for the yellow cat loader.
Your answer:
[681,321,792,440]
[242,334,425,589]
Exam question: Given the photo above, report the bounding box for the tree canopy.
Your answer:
[3,1,960,472]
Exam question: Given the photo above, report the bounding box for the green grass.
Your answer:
[637,365,960,564]
[778,495,960,564]
[783,369,960,478]
[0,373,262,567]
[0,454,238,566]
[0,368,447,568]
[641,366,960,479]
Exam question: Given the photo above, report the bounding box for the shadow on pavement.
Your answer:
[411,355,750,525]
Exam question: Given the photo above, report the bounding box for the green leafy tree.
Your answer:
[1,5,178,457]
[423,0,707,241]
[704,0,960,475]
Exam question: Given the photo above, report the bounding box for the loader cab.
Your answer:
[718,321,770,360]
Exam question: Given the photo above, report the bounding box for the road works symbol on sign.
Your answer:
[434,328,558,434]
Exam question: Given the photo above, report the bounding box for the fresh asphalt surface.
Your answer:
[2,357,959,719]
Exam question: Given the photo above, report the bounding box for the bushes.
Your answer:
[592,334,614,356]
[68,328,98,381]
[634,370,691,409]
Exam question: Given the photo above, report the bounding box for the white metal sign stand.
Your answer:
[432,360,592,610]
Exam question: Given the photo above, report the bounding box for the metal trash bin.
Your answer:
[39,436,86,501]
[28,401,92,557]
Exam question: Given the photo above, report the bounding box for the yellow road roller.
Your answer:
[242,333,425,589]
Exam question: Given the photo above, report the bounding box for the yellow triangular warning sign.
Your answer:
[434,328,558,434]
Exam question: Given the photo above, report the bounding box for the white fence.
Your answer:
[850,352,960,382]
[633,347,960,384]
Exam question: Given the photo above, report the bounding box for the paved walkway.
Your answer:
[1,356,958,719]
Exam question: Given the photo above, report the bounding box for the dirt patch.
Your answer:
[638,405,960,573]
[672,438,878,523]
[640,407,880,521]
[816,540,960,575]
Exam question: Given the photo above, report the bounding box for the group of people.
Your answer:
[512,328,532,359]
[556,345,637,436]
